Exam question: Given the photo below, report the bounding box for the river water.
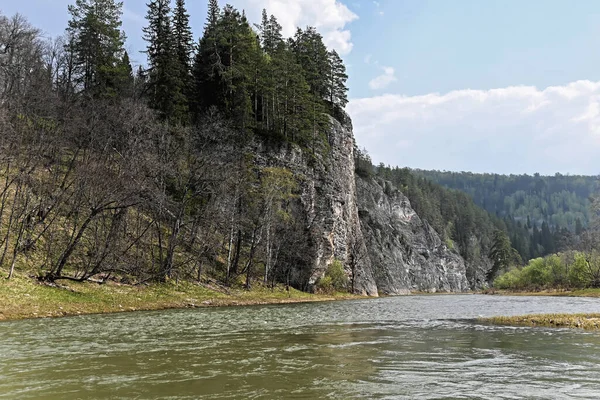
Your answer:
[1,295,600,399]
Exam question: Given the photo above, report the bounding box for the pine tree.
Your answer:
[488,230,517,281]
[66,0,126,96]
[115,50,134,97]
[326,49,348,109]
[193,0,224,116]
[173,0,194,119]
[143,0,185,121]
[291,27,330,101]
[256,10,282,56]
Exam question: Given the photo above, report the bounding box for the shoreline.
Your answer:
[480,288,600,298]
[0,272,364,322]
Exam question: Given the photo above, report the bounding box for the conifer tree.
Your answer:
[116,50,134,97]
[173,0,194,116]
[292,27,330,101]
[193,0,223,116]
[143,0,186,122]
[66,0,126,96]
[326,49,348,108]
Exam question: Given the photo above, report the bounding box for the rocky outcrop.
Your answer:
[256,112,469,296]
[255,115,378,296]
[356,177,469,294]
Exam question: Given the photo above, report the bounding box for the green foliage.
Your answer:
[494,252,600,290]
[143,0,187,122]
[191,3,348,145]
[66,0,126,96]
[488,230,520,281]
[414,170,599,260]
[317,260,348,294]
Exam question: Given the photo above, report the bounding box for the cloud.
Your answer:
[239,0,358,54]
[347,80,600,175]
[373,1,384,16]
[369,66,397,90]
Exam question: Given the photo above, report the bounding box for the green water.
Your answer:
[1,295,600,399]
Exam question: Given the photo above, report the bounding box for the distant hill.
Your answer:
[412,171,598,232]
[368,165,598,263]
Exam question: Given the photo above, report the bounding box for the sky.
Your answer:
[2,0,600,175]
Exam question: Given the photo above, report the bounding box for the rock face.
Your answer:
[259,113,469,295]
[256,114,378,296]
[356,177,469,294]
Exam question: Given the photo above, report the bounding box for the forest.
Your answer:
[0,0,349,288]
[352,151,599,286]
[411,170,598,260]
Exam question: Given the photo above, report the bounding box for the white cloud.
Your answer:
[369,66,397,90]
[238,0,358,54]
[347,80,600,174]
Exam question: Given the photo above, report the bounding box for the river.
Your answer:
[1,295,600,399]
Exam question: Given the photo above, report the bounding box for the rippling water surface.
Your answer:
[1,295,600,399]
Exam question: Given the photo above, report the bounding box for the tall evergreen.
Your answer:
[193,0,223,116]
[326,50,348,109]
[143,0,185,122]
[173,0,194,119]
[257,10,283,56]
[66,0,126,96]
[291,27,330,101]
[116,50,134,97]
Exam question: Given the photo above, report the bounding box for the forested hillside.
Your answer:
[0,0,350,288]
[353,157,508,282]
[408,170,598,259]
[415,171,598,230]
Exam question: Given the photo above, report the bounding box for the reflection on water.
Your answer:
[1,295,600,399]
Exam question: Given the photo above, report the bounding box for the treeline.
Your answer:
[0,0,348,288]
[494,252,600,290]
[413,170,599,261]
[413,171,597,229]
[495,196,600,290]
[144,0,348,145]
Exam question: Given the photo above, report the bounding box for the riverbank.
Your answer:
[481,313,600,330]
[0,272,361,321]
[482,288,600,297]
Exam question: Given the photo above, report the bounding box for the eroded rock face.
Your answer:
[255,115,378,296]
[256,113,468,296]
[356,177,469,295]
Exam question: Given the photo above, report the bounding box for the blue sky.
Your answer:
[3,0,600,175]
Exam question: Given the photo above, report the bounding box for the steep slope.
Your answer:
[254,114,378,296]
[356,177,470,294]
[415,170,598,231]
[259,113,472,295]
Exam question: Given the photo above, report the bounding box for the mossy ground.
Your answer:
[481,313,600,330]
[0,271,359,321]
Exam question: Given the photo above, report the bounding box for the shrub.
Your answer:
[316,260,348,294]
[494,268,522,290]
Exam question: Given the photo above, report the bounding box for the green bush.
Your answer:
[494,268,522,289]
[569,253,590,288]
[519,258,550,289]
[316,260,348,294]
[494,251,600,290]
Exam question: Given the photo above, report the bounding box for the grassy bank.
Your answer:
[0,272,359,321]
[482,288,600,297]
[481,314,600,330]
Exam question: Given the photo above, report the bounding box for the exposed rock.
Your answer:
[356,176,469,294]
[255,112,469,296]
[254,115,377,296]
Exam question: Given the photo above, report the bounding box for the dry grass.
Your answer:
[0,271,359,321]
[480,313,600,330]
